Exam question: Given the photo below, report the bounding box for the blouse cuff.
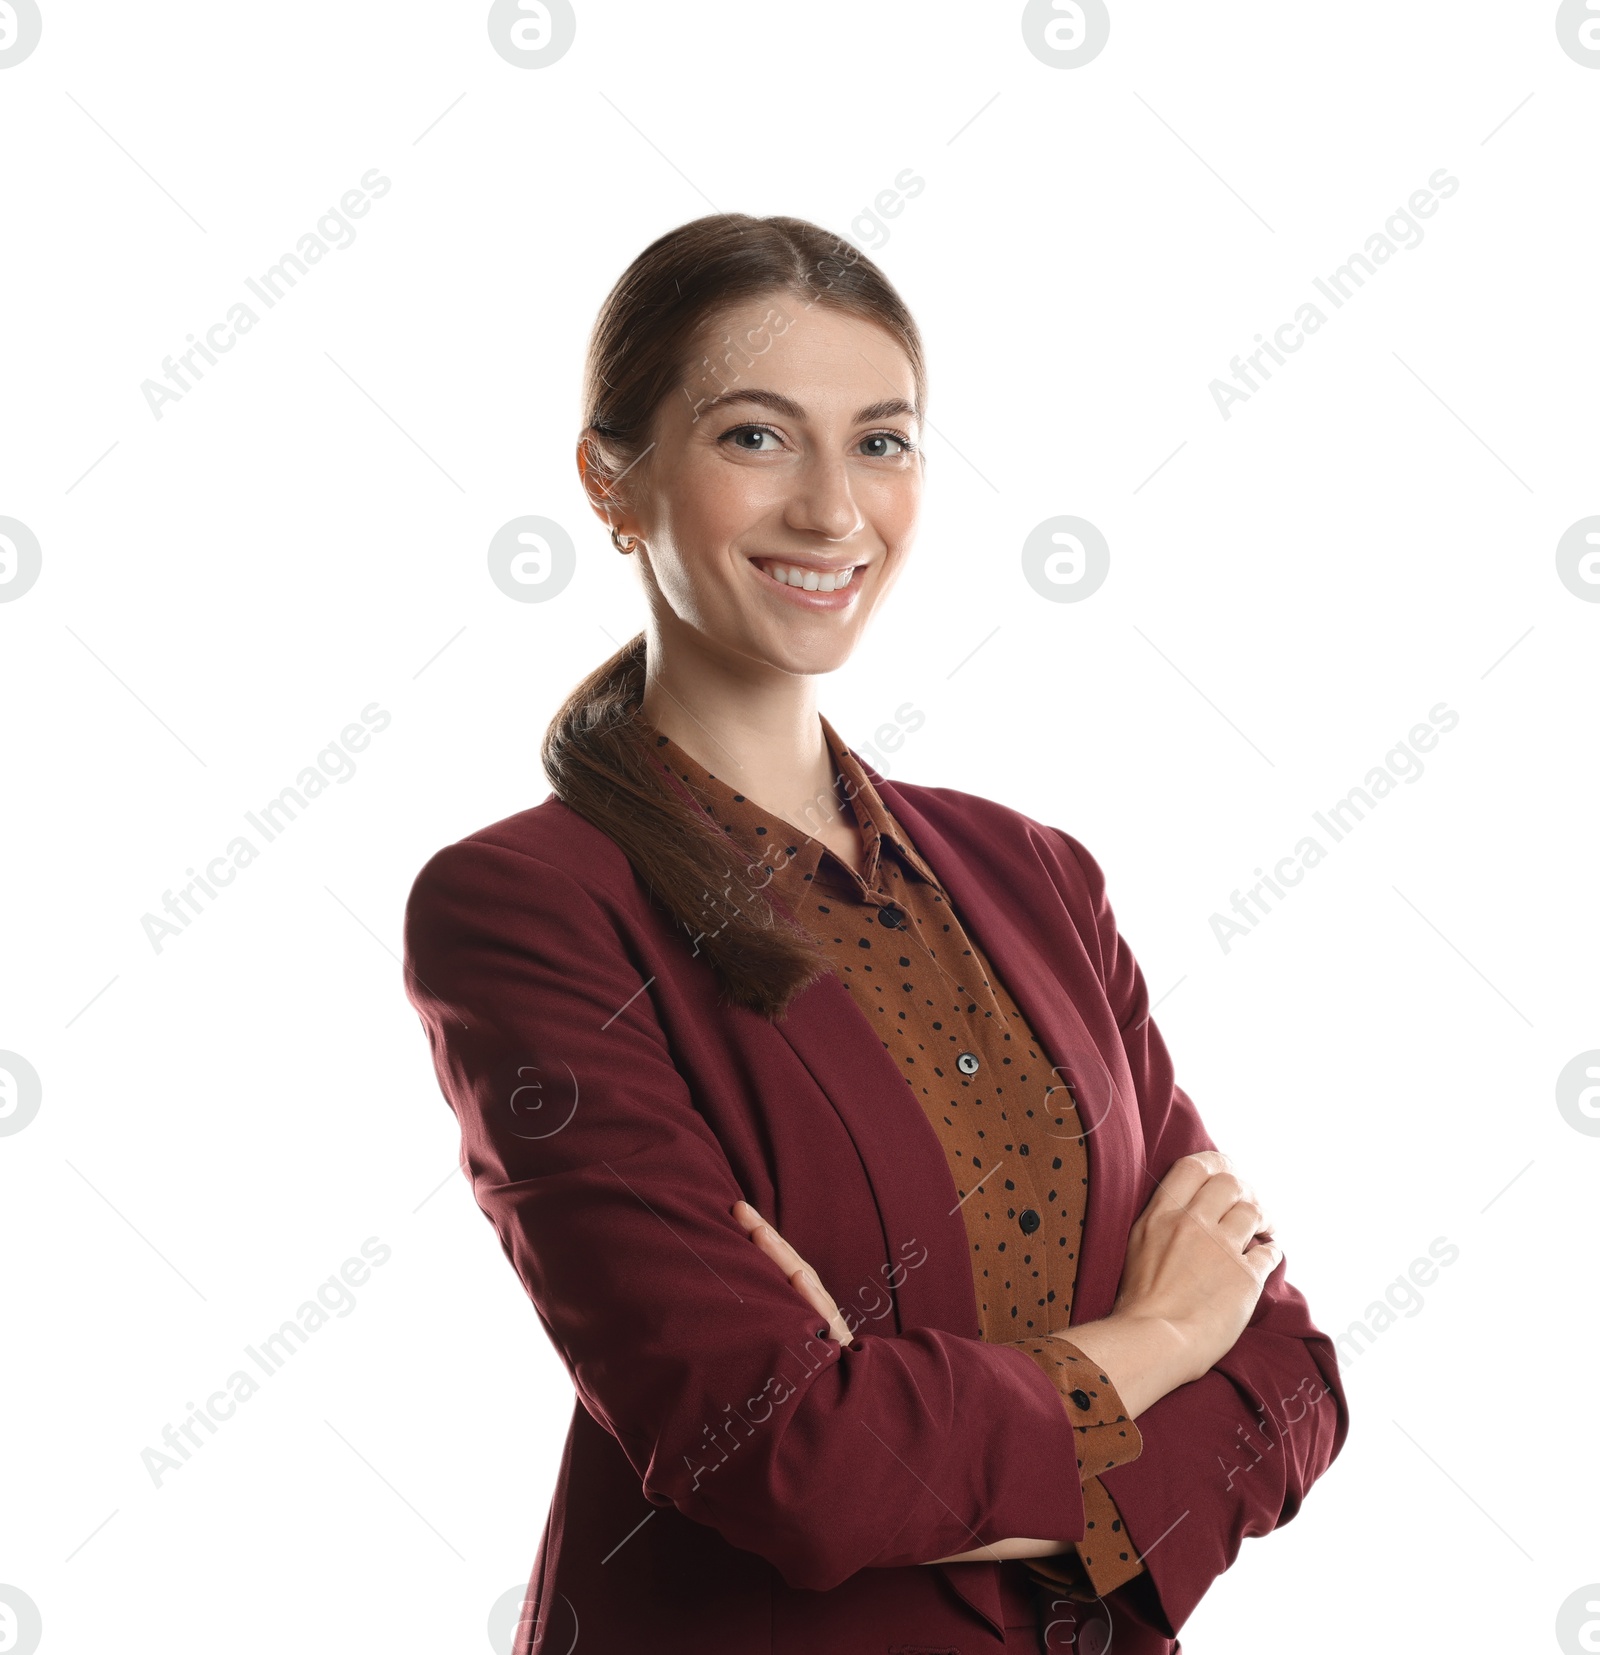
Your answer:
[1022,1475,1148,1600]
[1008,1334,1144,1477]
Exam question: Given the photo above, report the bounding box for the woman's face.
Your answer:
[600,292,923,680]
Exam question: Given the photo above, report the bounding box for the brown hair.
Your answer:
[541,214,925,1022]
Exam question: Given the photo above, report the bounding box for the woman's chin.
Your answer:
[743,621,864,679]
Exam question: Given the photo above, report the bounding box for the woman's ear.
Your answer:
[575,429,624,530]
[579,426,648,542]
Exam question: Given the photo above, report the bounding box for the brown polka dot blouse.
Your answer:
[641,710,1146,1602]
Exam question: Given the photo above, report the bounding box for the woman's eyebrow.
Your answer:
[697,388,918,423]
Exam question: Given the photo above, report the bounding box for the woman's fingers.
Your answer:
[731,1198,767,1238]
[788,1266,853,1345]
[1187,1170,1252,1226]
[1149,1149,1233,1212]
[1243,1235,1284,1282]
[1179,1162,1272,1243]
[732,1200,852,1344]
[733,1199,802,1269]
[1215,1199,1268,1251]
[1142,1155,1276,1268]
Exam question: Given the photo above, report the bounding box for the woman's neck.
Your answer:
[638,663,844,847]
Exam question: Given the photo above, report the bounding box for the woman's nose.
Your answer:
[783,457,864,541]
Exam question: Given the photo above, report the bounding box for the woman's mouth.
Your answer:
[751,557,860,593]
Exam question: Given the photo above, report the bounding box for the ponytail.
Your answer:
[540,632,834,1021]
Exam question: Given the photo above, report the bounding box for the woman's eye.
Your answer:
[724,425,782,452]
[860,432,914,458]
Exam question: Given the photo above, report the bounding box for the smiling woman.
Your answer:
[401,214,1347,1654]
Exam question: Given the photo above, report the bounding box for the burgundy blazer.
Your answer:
[402,760,1348,1654]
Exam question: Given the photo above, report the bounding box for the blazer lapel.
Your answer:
[762,952,981,1338]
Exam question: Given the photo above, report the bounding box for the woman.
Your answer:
[402,214,1347,1654]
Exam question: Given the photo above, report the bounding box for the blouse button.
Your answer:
[1018,1208,1041,1234]
[1069,1388,1092,1411]
[876,903,907,929]
[957,1052,980,1075]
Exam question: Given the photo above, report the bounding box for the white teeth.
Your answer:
[756,560,856,592]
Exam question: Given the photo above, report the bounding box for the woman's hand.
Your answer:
[1117,1148,1280,1367]
[1065,1150,1282,1416]
[732,1199,854,1346]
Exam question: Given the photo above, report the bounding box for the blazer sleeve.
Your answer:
[402,836,1095,1594]
[1053,829,1350,1638]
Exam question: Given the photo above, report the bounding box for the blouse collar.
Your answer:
[636,709,947,899]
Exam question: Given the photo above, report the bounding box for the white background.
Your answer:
[2,3,1597,1651]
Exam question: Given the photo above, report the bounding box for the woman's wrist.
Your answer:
[1051,1311,1195,1419]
